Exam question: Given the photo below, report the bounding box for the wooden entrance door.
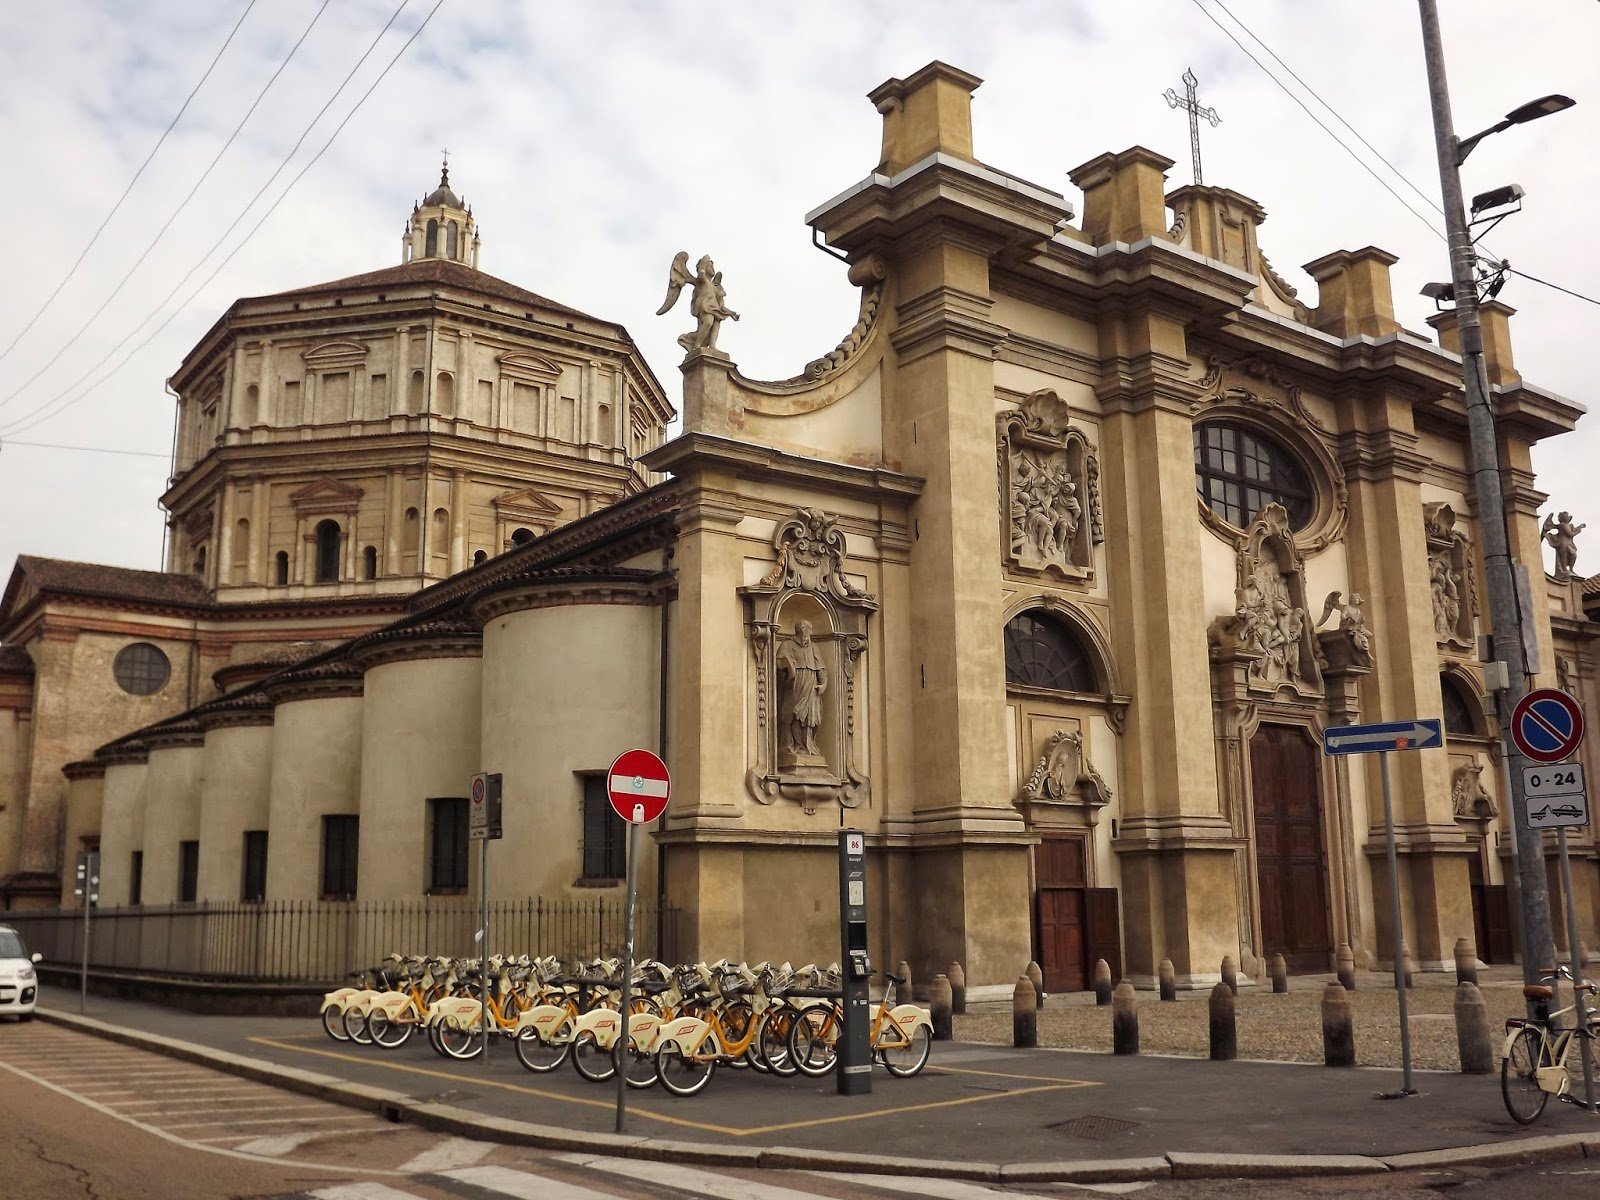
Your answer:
[1468,854,1513,964]
[1036,836,1087,993]
[1250,725,1333,972]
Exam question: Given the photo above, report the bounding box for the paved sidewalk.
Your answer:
[30,984,1600,1182]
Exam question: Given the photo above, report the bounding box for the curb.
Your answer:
[33,1008,1600,1183]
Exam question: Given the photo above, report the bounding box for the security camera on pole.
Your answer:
[1416,0,1576,990]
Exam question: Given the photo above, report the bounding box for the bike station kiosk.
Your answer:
[837,829,872,1095]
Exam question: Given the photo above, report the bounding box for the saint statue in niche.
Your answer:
[776,621,828,766]
[1430,550,1462,640]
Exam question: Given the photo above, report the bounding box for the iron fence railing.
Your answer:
[1,896,682,985]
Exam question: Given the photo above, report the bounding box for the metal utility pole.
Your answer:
[1417,0,1554,981]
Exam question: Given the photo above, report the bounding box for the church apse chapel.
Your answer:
[4,60,1598,991]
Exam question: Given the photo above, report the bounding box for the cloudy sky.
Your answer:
[0,0,1595,580]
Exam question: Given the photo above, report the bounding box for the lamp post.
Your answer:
[1416,0,1573,985]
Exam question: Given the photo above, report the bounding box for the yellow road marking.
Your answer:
[250,1037,1098,1139]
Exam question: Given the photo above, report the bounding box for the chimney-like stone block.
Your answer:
[1427,300,1519,386]
[1167,185,1267,273]
[1069,147,1175,247]
[868,61,983,175]
[1304,246,1401,339]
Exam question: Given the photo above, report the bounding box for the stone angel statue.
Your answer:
[1542,511,1585,581]
[656,251,740,355]
[1318,590,1372,656]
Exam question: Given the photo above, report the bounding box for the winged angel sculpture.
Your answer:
[656,251,740,355]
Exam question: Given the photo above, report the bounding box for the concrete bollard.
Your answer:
[1221,954,1238,996]
[1112,980,1139,1055]
[896,960,913,1002]
[1322,982,1355,1067]
[1268,952,1288,994]
[1453,937,1478,987]
[948,961,967,1015]
[1093,959,1113,1006]
[1336,943,1357,992]
[1454,981,1493,1074]
[1013,976,1037,1048]
[1026,960,1045,1008]
[1159,958,1177,1002]
[1402,947,1416,990]
[929,974,954,1042]
[1208,982,1236,1061]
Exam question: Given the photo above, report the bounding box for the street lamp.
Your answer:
[1416,1,1575,991]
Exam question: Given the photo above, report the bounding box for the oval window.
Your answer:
[114,643,171,696]
[1193,421,1314,529]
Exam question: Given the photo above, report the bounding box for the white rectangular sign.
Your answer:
[1523,762,1589,830]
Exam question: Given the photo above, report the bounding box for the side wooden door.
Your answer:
[1035,835,1088,993]
[1250,724,1333,972]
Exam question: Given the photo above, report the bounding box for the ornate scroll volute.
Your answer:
[998,390,1103,583]
[1017,728,1112,825]
[742,508,878,814]
[1206,503,1323,699]
[1425,502,1475,649]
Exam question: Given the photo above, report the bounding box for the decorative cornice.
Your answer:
[62,759,107,780]
[193,690,276,731]
[142,719,206,750]
[97,739,151,766]
[349,618,484,670]
[469,568,671,625]
[260,657,365,704]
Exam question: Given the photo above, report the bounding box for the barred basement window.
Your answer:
[580,775,625,881]
[241,830,268,903]
[113,643,170,696]
[320,815,359,900]
[129,850,144,906]
[427,798,469,894]
[178,840,199,903]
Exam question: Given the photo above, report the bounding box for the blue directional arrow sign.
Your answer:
[1323,718,1444,757]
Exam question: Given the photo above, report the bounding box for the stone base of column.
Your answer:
[1117,843,1242,987]
[910,843,1032,988]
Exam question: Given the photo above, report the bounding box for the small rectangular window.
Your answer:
[178,840,199,903]
[242,830,268,903]
[129,850,144,906]
[580,775,625,881]
[427,798,470,894]
[320,815,359,900]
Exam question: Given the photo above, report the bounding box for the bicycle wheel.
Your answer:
[1502,1026,1549,1125]
[571,1031,617,1082]
[656,1038,716,1097]
[438,1019,486,1060]
[619,1035,660,1090]
[787,1005,839,1078]
[321,1005,350,1042]
[368,1007,414,1049]
[881,1023,932,1078]
[761,1008,799,1077]
[343,1006,374,1045]
[514,1023,571,1073]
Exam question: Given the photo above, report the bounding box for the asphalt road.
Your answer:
[2,1017,1595,1200]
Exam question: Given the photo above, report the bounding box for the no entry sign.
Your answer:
[607,749,670,824]
[1511,688,1586,765]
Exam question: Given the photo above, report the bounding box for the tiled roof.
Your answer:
[242,258,606,325]
[1583,572,1600,599]
[14,556,210,608]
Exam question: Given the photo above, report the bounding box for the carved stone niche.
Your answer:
[741,509,878,814]
[1425,502,1475,649]
[1451,755,1497,823]
[1207,503,1324,699]
[998,390,1103,583]
[1017,728,1112,826]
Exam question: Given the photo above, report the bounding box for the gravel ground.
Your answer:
[952,966,1564,1071]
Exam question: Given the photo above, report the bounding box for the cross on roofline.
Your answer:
[1163,67,1221,186]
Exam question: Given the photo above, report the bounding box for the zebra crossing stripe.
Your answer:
[397,1137,493,1173]
[308,1185,421,1200]
[554,1153,825,1200]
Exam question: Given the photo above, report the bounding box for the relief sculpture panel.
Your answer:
[998,390,1103,583]
[1425,502,1475,649]
[1207,503,1324,699]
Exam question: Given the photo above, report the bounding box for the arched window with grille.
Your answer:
[1004,611,1098,693]
[314,520,341,583]
[1442,672,1482,737]
[1193,421,1314,529]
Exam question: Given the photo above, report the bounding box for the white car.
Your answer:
[0,924,41,1020]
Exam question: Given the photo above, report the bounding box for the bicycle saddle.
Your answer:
[884,971,907,986]
[1524,984,1554,1000]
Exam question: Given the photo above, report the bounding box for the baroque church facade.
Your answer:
[3,61,1598,989]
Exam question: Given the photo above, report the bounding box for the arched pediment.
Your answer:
[301,341,369,369]
[497,352,563,382]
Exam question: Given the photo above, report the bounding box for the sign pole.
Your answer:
[616,820,639,1133]
[480,834,490,1071]
[1557,827,1595,1111]
[76,851,97,1015]
[1378,752,1416,1097]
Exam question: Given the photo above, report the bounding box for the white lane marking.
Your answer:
[235,1131,326,1156]
[439,1164,626,1199]
[0,1057,399,1175]
[819,1174,1150,1197]
[160,1113,378,1130]
[557,1154,822,1200]
[399,1137,494,1174]
[310,1185,423,1200]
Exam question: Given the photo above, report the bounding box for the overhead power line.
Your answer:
[0,438,169,459]
[0,0,260,368]
[0,0,416,439]
[0,0,333,411]
[0,0,450,441]
[1508,268,1600,307]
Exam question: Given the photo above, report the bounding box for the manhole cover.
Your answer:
[1048,1114,1140,1140]
[412,1089,477,1104]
